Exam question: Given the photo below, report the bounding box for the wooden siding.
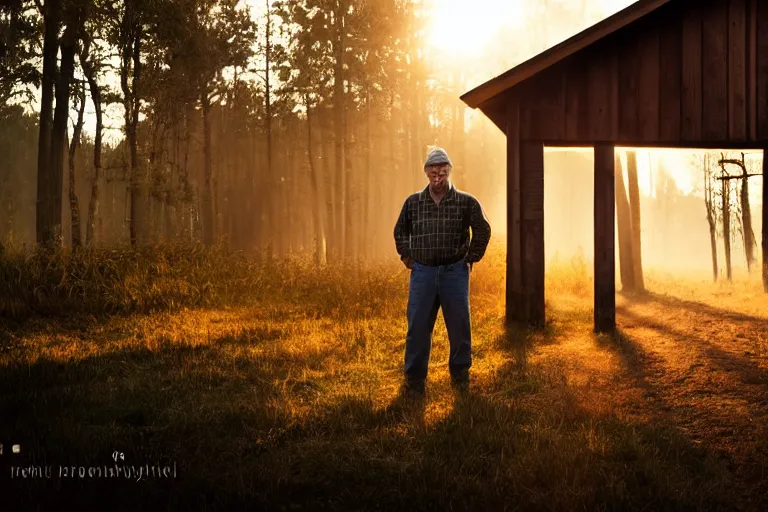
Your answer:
[501,0,768,145]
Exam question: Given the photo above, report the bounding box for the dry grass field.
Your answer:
[1,241,767,510]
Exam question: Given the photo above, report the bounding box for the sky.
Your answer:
[425,0,634,61]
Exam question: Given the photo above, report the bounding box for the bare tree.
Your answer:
[615,152,635,291]
[626,150,645,291]
[702,153,719,282]
[718,158,734,281]
[719,152,759,273]
[80,28,104,248]
[67,82,86,248]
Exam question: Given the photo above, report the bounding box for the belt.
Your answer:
[415,255,464,267]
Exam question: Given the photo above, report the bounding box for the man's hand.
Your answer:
[403,256,414,269]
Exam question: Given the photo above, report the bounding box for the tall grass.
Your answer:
[0,242,268,318]
[0,241,417,320]
[546,248,593,297]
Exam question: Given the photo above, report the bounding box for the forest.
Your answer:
[1,0,511,261]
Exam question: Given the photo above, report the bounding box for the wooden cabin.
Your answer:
[461,0,768,333]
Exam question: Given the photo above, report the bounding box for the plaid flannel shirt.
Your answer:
[394,183,492,267]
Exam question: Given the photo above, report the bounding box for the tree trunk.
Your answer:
[49,18,78,249]
[626,150,645,291]
[344,104,354,261]
[739,161,756,272]
[361,86,372,260]
[68,85,86,248]
[614,153,635,291]
[411,80,422,191]
[306,95,326,266]
[708,219,718,282]
[82,41,103,248]
[722,176,733,281]
[36,0,61,247]
[249,125,261,255]
[182,102,194,242]
[264,0,274,260]
[704,155,718,282]
[333,1,347,261]
[320,108,336,259]
[121,14,143,246]
[201,94,215,245]
[723,178,732,281]
[450,70,466,190]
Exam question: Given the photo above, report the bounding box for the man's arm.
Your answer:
[394,198,411,261]
[466,198,491,263]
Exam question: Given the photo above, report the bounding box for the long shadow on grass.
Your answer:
[249,316,741,511]
[251,365,740,510]
[616,305,768,390]
[0,335,345,511]
[599,323,768,511]
[626,290,768,324]
[0,318,748,511]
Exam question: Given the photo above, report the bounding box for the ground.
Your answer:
[1,245,767,510]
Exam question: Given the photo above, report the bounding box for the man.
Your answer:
[393,147,491,396]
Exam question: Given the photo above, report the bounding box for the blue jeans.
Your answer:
[405,257,472,381]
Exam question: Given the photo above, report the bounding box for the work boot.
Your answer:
[402,377,426,399]
[450,368,470,393]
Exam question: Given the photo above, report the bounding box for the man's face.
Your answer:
[425,163,451,189]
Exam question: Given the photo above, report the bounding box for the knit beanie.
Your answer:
[424,147,453,168]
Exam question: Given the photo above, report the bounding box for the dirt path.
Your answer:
[519,284,768,509]
[612,291,768,506]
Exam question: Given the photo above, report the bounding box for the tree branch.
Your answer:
[716,174,761,181]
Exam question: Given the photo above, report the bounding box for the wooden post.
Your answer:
[520,141,545,328]
[506,101,523,323]
[763,146,768,291]
[594,143,616,333]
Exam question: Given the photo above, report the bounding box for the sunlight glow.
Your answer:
[426,0,524,57]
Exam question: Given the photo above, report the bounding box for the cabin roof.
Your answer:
[460,0,674,109]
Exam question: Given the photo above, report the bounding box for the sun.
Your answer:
[426,0,525,57]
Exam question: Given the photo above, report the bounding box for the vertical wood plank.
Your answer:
[682,4,703,141]
[575,51,592,141]
[544,66,566,141]
[506,101,523,324]
[638,29,660,141]
[659,5,683,141]
[594,143,616,333]
[729,0,747,140]
[610,40,620,140]
[521,68,565,141]
[757,0,768,138]
[618,29,640,142]
[520,141,545,328]
[702,0,729,140]
[520,86,541,141]
[565,59,580,141]
[587,45,615,141]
